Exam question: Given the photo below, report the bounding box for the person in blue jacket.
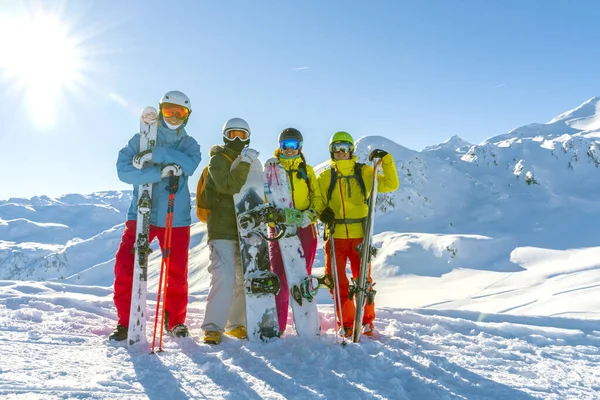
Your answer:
[109,90,201,341]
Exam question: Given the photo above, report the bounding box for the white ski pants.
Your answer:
[201,239,246,333]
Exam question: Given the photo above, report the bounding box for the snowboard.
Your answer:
[264,157,320,337]
[351,158,383,343]
[128,106,159,347]
[233,157,280,341]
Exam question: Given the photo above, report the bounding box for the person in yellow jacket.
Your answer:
[317,131,399,338]
[268,128,325,334]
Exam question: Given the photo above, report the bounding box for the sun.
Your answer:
[0,11,84,129]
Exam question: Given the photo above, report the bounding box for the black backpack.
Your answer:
[326,163,367,203]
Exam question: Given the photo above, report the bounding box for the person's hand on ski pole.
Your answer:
[319,207,335,225]
[368,149,388,161]
[160,163,182,179]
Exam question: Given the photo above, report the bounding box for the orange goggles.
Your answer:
[161,103,190,120]
[224,129,250,141]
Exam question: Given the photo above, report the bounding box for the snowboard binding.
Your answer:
[245,270,281,296]
[291,274,334,305]
[238,204,303,240]
[312,274,334,290]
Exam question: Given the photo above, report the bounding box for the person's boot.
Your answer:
[225,326,248,340]
[203,331,222,345]
[361,323,375,338]
[108,324,127,341]
[169,323,189,338]
[338,326,353,338]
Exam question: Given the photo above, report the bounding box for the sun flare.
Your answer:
[0,12,84,128]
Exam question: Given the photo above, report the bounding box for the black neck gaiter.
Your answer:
[225,137,248,152]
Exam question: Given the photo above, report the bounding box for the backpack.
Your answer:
[196,152,233,223]
[326,163,367,203]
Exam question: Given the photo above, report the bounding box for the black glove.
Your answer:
[319,207,335,225]
[368,149,388,161]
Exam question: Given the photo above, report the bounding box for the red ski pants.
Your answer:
[113,220,190,330]
[268,224,318,333]
[324,237,375,329]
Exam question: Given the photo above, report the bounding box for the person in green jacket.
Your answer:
[201,117,259,345]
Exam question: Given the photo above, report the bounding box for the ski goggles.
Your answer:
[279,138,302,151]
[331,141,354,153]
[224,129,250,141]
[161,103,190,120]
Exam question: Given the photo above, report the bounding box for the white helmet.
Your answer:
[159,90,191,130]
[222,117,250,141]
[160,90,191,111]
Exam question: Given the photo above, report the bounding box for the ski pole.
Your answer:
[151,224,168,353]
[151,173,179,353]
[159,174,179,347]
[328,223,346,346]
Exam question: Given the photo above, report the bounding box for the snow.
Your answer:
[2,98,600,399]
[1,278,599,399]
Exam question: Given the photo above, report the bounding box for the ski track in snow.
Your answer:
[0,282,599,400]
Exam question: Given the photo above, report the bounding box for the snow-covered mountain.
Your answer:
[4,98,600,284]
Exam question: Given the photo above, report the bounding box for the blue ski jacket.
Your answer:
[117,123,201,227]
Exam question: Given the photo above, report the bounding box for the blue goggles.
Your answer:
[279,138,302,151]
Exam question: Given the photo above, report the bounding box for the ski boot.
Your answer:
[225,326,248,340]
[169,324,189,338]
[338,326,353,339]
[203,331,222,345]
[361,323,375,338]
[108,324,128,342]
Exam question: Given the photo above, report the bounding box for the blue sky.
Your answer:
[0,0,599,199]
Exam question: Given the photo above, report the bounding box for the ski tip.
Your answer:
[141,106,158,124]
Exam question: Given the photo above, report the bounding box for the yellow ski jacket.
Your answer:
[317,153,399,239]
[274,150,325,215]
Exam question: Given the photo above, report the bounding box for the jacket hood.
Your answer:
[209,144,226,156]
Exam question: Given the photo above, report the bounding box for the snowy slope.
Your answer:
[1,277,599,399]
